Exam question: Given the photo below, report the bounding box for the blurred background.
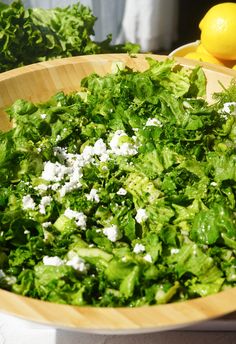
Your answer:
[1,0,233,54]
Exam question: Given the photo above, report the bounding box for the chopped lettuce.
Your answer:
[0,58,236,307]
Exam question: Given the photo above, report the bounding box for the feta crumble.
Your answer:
[145,118,162,127]
[117,187,127,196]
[34,184,48,192]
[143,253,152,263]
[222,102,236,115]
[133,243,145,254]
[39,196,52,214]
[42,222,52,228]
[22,195,36,210]
[109,130,139,156]
[170,248,179,255]
[210,182,217,187]
[42,161,71,182]
[86,188,100,203]
[81,145,95,164]
[59,179,82,198]
[43,256,64,266]
[103,224,120,242]
[66,256,87,272]
[93,139,107,156]
[64,208,87,229]
[135,208,148,223]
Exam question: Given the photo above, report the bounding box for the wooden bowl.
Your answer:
[0,54,236,334]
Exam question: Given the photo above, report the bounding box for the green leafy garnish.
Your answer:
[0,0,139,73]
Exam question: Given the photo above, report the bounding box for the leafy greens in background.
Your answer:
[0,0,139,73]
[0,58,236,307]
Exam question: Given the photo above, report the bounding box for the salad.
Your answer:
[0,58,236,307]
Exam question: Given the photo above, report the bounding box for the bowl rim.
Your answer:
[169,40,200,57]
[0,53,236,334]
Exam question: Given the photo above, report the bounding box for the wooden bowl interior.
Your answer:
[0,54,236,333]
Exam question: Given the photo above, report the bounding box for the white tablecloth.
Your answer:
[0,312,235,344]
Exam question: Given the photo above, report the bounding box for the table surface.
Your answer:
[0,311,236,344]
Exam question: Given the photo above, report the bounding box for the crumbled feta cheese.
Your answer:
[42,161,71,182]
[99,153,110,162]
[93,139,107,156]
[34,184,48,192]
[40,113,47,119]
[170,248,179,255]
[222,102,236,115]
[86,188,100,203]
[43,256,64,266]
[51,183,60,191]
[64,208,87,229]
[42,222,52,228]
[24,230,30,235]
[67,166,83,183]
[145,118,162,127]
[115,141,137,156]
[143,253,152,263]
[81,145,95,164]
[66,256,87,272]
[59,180,82,198]
[53,146,68,159]
[109,130,138,156]
[66,153,85,168]
[64,208,80,219]
[133,243,145,254]
[22,195,36,210]
[39,196,52,214]
[135,208,148,223]
[41,159,83,198]
[210,182,217,187]
[103,224,120,242]
[117,187,127,196]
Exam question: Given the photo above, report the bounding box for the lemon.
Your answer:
[196,43,211,55]
[195,44,234,67]
[233,64,236,71]
[184,52,224,65]
[199,2,236,60]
